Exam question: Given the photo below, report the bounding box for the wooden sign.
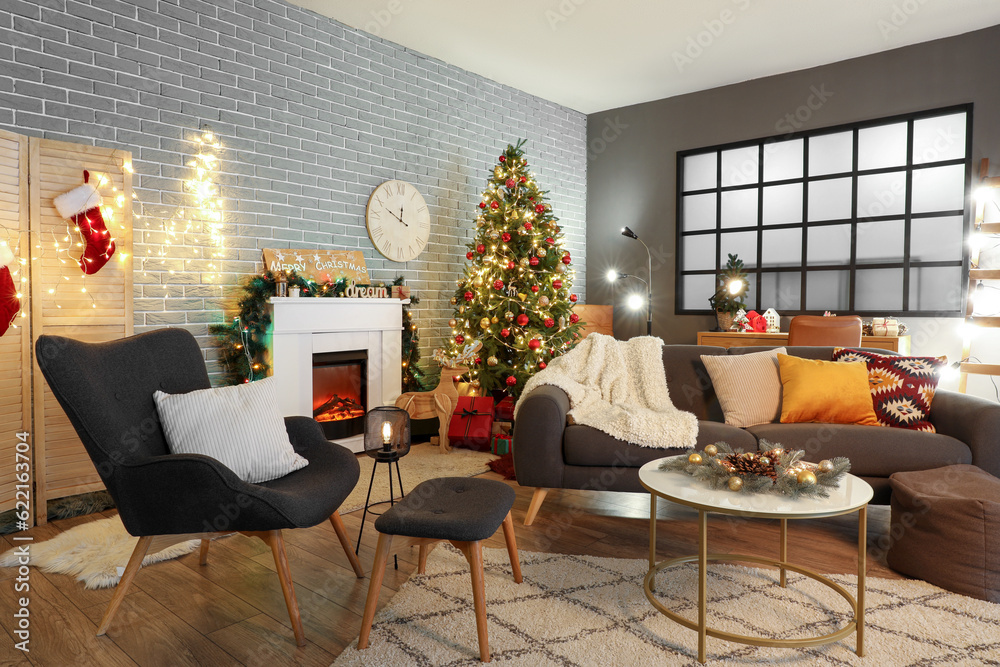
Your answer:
[262,248,369,284]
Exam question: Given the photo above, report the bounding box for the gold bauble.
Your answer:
[797,470,817,485]
[818,459,834,473]
[494,166,504,178]
[687,453,703,464]
[555,263,566,273]
[476,220,485,228]
[537,247,547,257]
[727,476,744,492]
[448,318,457,328]
[505,310,514,320]
[471,379,480,388]
[517,225,527,235]
[703,444,718,457]
[449,297,457,305]
[758,456,770,467]
[480,317,490,329]
[459,305,465,314]
[519,257,530,267]
[473,276,484,288]
[538,296,550,307]
[487,356,498,366]
[491,316,499,323]
[489,230,500,240]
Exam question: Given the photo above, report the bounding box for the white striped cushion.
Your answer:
[153,376,308,483]
[701,347,787,428]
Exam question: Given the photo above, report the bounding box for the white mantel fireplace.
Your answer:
[268,297,406,453]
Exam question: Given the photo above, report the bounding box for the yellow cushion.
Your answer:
[778,354,879,426]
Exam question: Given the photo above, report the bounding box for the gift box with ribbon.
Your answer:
[491,433,512,456]
[495,396,516,421]
[447,396,495,451]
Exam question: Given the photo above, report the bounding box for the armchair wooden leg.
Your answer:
[97,536,152,636]
[418,543,431,574]
[329,511,364,578]
[358,533,393,650]
[265,530,306,647]
[524,488,548,526]
[198,539,210,566]
[500,512,522,584]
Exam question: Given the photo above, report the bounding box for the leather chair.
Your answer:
[787,315,863,347]
[35,328,364,646]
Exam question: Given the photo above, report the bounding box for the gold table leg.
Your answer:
[649,494,657,592]
[698,509,707,664]
[857,505,866,657]
[779,518,787,588]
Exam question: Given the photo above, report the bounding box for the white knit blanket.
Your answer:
[515,333,698,449]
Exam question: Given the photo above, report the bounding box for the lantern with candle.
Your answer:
[357,406,412,554]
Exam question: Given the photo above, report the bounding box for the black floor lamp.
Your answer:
[620,226,653,336]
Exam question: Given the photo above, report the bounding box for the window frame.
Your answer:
[674,104,973,317]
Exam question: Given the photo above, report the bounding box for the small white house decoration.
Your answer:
[763,308,780,333]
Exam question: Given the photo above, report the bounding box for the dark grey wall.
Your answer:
[587,24,1000,355]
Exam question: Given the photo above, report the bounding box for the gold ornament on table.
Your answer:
[659,441,850,499]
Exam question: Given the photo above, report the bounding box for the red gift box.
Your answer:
[448,396,495,451]
[495,396,516,421]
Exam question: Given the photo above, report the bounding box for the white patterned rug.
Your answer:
[333,547,1000,666]
[0,516,198,589]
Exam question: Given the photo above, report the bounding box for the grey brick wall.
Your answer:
[0,0,587,381]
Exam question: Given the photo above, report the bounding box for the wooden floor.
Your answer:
[0,470,900,666]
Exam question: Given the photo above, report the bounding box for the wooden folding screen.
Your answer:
[0,129,30,517]
[28,138,133,524]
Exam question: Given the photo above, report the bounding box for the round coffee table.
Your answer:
[639,456,873,664]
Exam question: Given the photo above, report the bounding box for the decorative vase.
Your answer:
[716,310,736,331]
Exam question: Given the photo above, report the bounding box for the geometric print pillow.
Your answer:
[832,348,947,432]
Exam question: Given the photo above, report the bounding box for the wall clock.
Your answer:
[365,180,430,262]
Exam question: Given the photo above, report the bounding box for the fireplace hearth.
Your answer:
[312,350,367,440]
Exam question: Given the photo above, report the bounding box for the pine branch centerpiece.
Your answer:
[659,441,850,499]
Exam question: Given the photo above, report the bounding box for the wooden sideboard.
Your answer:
[696,331,911,354]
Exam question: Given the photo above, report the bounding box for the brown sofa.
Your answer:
[513,345,1000,525]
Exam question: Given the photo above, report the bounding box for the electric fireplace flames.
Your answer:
[312,351,367,440]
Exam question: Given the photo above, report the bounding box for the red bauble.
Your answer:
[538,361,547,370]
[479,201,486,209]
[501,232,511,242]
[524,222,533,231]
[505,178,515,189]
[569,294,578,302]
[519,176,526,183]
[507,260,515,270]
[516,314,529,326]
[464,291,474,301]
[531,285,539,293]
[490,201,499,210]
[544,318,554,328]
[562,254,571,265]
[455,335,465,344]
[529,257,539,266]
[475,357,482,365]
[546,237,555,244]
[493,279,504,290]
[552,279,563,289]
[466,251,474,260]
[501,328,510,337]
[476,244,486,254]
[528,338,541,350]
[570,313,580,324]
[499,155,506,163]
[534,204,545,213]
[505,375,517,386]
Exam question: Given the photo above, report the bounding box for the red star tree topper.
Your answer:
[444,140,584,397]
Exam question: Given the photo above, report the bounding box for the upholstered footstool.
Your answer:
[887,464,1000,602]
[357,477,522,663]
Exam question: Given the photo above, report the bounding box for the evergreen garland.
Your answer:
[209,271,424,387]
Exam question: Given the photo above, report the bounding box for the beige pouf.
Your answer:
[888,464,1000,602]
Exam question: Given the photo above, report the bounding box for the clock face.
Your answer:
[365,180,431,262]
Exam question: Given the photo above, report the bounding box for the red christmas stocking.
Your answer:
[0,244,19,337]
[53,171,116,275]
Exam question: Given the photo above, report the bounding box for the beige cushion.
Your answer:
[700,347,786,428]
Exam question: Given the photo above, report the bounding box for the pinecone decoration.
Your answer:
[725,452,778,480]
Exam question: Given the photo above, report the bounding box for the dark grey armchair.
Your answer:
[35,328,363,646]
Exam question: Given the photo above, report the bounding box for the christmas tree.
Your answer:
[443,140,583,397]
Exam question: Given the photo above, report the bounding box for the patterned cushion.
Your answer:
[832,348,947,432]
